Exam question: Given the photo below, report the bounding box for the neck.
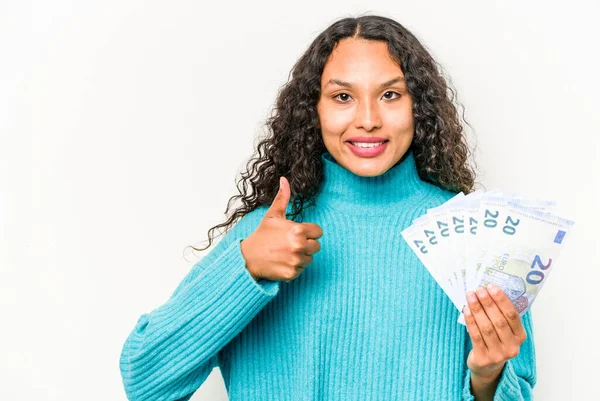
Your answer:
[316,149,432,215]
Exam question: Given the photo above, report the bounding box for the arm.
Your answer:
[462,309,537,401]
[119,208,280,401]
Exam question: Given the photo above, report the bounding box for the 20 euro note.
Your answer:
[466,195,556,293]
[401,214,465,311]
[443,189,496,305]
[423,192,466,304]
[457,201,575,326]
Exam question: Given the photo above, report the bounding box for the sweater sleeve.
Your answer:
[119,208,280,401]
[461,309,537,401]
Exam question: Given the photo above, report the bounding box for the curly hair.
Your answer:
[187,13,478,254]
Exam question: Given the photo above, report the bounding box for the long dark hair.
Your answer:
[187,14,477,254]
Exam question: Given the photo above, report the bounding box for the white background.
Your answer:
[1,0,599,399]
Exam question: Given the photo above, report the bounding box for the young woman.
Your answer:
[120,15,536,401]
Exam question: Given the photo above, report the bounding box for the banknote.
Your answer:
[401,214,464,311]
[456,201,574,325]
[401,190,575,327]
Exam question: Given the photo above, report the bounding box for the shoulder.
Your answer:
[225,204,270,238]
[194,205,270,265]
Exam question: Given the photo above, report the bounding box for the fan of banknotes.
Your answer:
[401,189,575,326]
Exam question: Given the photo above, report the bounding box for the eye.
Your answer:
[383,91,401,100]
[333,93,352,103]
[332,91,401,103]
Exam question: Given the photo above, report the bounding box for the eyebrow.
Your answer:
[324,76,406,89]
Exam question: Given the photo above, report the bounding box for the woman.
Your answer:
[119,15,536,401]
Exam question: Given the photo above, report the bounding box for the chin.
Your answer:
[346,158,393,177]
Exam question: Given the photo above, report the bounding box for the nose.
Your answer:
[354,98,382,131]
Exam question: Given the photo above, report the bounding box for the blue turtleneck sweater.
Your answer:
[119,150,536,401]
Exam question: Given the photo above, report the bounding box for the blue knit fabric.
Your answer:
[119,150,537,401]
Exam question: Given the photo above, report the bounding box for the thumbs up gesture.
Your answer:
[240,176,324,283]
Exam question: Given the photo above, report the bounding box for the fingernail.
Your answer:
[467,291,476,302]
[464,306,471,316]
[487,283,499,295]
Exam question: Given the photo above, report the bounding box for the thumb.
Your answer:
[265,176,291,219]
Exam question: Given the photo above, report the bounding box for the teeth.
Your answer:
[350,141,385,148]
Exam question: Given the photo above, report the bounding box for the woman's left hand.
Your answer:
[463,283,527,382]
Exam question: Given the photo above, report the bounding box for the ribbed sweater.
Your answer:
[119,149,537,401]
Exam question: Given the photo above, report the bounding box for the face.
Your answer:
[317,38,414,177]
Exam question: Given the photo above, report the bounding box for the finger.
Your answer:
[265,176,291,219]
[296,252,313,268]
[475,285,514,345]
[467,288,501,350]
[463,305,487,354]
[303,238,321,255]
[300,222,324,239]
[487,283,527,341]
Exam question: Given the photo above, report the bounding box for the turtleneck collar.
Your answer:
[316,149,432,215]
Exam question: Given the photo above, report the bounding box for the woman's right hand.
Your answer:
[240,176,323,283]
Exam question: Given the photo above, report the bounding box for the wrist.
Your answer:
[471,363,505,384]
[240,239,261,282]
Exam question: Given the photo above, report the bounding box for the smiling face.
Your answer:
[317,38,414,177]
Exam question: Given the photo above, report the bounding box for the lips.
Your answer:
[346,140,389,157]
[345,140,389,144]
[346,137,388,143]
